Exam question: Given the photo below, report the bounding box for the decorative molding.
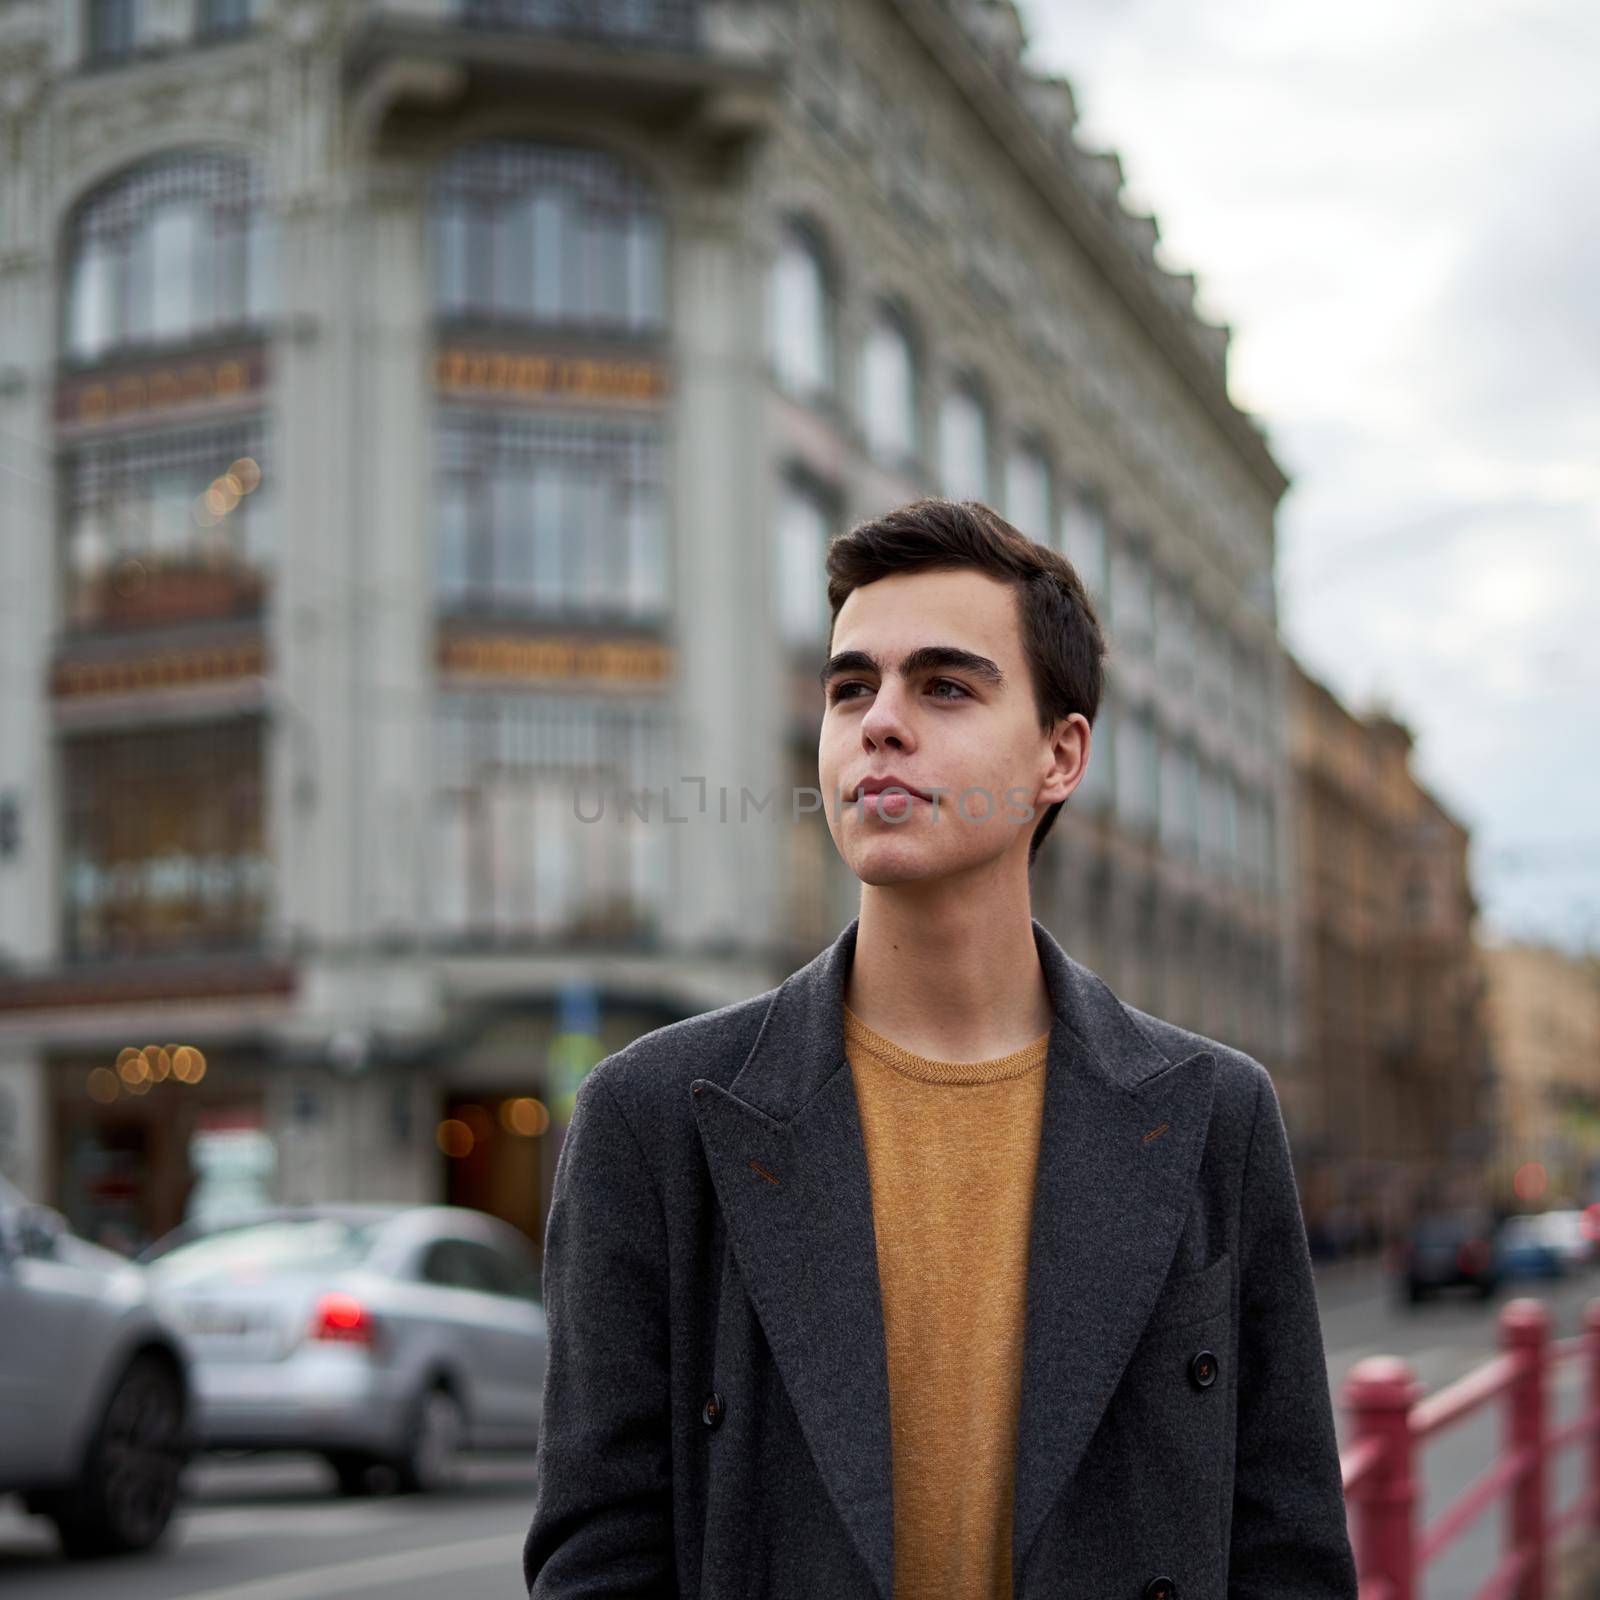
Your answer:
[60,72,271,178]
[55,344,270,430]
[432,346,671,407]
[52,640,269,701]
[437,632,674,688]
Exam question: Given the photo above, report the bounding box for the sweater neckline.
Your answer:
[842,1002,1050,1086]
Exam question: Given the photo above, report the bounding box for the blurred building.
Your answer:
[0,0,1294,1250]
[1481,940,1600,1209]
[1288,659,1493,1251]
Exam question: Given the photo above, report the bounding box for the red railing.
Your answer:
[1340,1297,1600,1600]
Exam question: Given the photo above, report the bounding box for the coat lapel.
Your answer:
[691,915,1218,1600]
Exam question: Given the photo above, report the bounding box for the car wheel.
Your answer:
[393,1384,465,1494]
[324,1449,381,1496]
[49,1352,188,1558]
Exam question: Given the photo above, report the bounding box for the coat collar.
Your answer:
[692,914,1217,1600]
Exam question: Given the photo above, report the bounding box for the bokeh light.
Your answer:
[436,1118,474,1158]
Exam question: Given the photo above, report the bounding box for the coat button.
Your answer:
[1189,1349,1219,1389]
[701,1391,725,1428]
[1143,1577,1178,1600]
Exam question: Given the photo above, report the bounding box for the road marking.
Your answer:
[167,1535,518,1600]
[175,1507,416,1544]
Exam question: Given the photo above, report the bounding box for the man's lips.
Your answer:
[850,779,933,802]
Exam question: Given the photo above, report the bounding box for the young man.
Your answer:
[524,499,1357,1600]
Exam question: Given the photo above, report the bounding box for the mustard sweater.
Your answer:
[843,1001,1050,1600]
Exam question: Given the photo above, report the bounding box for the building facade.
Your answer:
[1481,940,1600,1209]
[0,0,1297,1253]
[1288,658,1493,1250]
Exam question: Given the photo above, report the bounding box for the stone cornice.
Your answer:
[886,0,1289,502]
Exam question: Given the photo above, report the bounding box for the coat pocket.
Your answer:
[1140,1249,1233,1339]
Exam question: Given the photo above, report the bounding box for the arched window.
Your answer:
[859,302,917,466]
[938,377,989,501]
[769,218,833,400]
[1005,440,1050,540]
[63,151,274,363]
[431,141,665,333]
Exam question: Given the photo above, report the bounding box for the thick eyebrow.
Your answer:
[818,644,1007,693]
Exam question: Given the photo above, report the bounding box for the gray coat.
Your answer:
[523,915,1358,1600]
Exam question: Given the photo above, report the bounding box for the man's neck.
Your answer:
[841,885,1055,1063]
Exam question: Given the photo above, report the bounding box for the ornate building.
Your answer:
[1481,941,1600,1210]
[0,0,1297,1249]
[1288,658,1493,1250]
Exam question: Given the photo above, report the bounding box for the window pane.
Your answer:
[435,413,664,621]
[68,243,114,362]
[65,153,268,360]
[1060,491,1107,601]
[62,720,269,959]
[434,202,470,315]
[584,206,627,327]
[63,421,271,632]
[1078,701,1112,810]
[1115,708,1156,827]
[493,196,536,319]
[436,477,471,604]
[861,310,916,464]
[771,226,830,397]
[623,483,666,617]
[148,201,201,341]
[625,210,665,328]
[775,478,830,644]
[1111,543,1155,653]
[430,142,661,332]
[1005,446,1050,541]
[574,469,611,613]
[939,385,988,501]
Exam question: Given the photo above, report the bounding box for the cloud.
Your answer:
[1015,0,1600,945]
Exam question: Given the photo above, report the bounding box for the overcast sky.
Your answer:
[1015,0,1600,952]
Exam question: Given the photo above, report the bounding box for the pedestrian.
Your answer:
[524,498,1357,1599]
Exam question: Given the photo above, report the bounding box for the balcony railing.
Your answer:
[458,0,699,47]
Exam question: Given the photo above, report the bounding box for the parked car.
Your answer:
[1537,1209,1598,1270]
[1498,1212,1569,1281]
[0,1175,193,1556]
[139,1204,547,1494]
[1392,1207,1499,1303]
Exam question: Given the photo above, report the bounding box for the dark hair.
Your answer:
[824,497,1107,867]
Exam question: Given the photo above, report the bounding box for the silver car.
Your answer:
[140,1203,547,1493]
[0,1175,193,1556]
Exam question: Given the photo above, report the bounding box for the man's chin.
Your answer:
[845,844,950,888]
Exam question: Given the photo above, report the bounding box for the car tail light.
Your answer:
[310,1292,377,1347]
[1459,1239,1489,1273]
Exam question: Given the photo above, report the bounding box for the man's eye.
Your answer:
[827,681,866,702]
[929,680,969,700]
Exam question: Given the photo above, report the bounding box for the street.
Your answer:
[5,1256,1600,1598]
[0,1453,538,1598]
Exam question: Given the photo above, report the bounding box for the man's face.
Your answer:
[817,567,1086,888]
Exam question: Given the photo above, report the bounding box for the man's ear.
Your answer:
[1042,713,1090,801]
